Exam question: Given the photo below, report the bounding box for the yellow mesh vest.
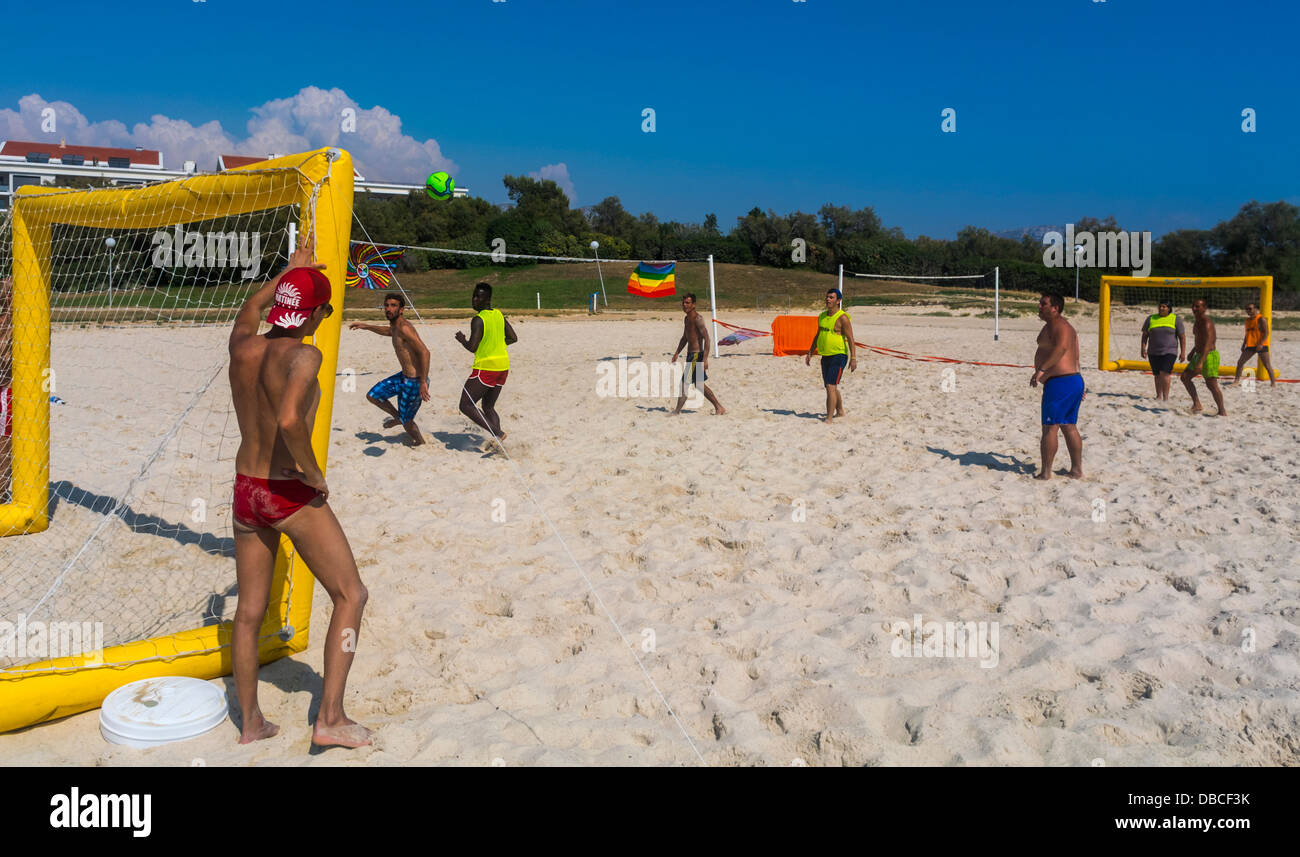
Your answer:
[473,309,509,370]
[817,310,848,356]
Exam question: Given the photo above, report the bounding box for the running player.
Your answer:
[1032,293,1084,479]
[1229,301,1278,387]
[805,288,856,423]
[670,293,725,415]
[1181,297,1227,416]
[227,234,371,748]
[349,292,431,445]
[454,283,517,447]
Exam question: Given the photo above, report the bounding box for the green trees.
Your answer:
[348,177,1300,296]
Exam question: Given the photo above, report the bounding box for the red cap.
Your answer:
[267,268,332,330]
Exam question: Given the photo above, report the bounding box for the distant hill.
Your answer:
[995,225,1063,243]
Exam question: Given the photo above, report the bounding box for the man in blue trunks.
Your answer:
[350,292,431,445]
[1031,293,1084,480]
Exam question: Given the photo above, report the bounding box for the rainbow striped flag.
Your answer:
[626,261,676,298]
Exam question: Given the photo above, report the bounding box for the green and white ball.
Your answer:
[425,171,454,200]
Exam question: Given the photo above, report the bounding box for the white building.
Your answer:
[0,140,463,211]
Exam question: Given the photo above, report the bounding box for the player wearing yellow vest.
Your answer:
[1230,301,1277,387]
[455,282,517,448]
[805,288,857,423]
[1139,301,1185,400]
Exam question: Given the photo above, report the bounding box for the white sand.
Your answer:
[2,306,1297,766]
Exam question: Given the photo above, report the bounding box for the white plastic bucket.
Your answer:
[100,677,228,748]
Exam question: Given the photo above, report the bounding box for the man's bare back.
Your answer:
[229,333,323,484]
[226,238,372,750]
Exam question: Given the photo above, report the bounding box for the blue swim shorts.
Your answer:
[1041,372,1084,426]
[368,372,422,423]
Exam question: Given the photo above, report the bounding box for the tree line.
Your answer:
[360,175,1289,306]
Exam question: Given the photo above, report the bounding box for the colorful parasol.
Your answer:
[346,243,406,289]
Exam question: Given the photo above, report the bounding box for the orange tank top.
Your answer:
[1245,314,1269,348]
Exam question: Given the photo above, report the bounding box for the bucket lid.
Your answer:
[100,677,228,748]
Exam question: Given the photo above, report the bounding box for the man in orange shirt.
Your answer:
[1229,302,1278,387]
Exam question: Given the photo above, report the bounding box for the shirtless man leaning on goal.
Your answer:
[227,235,371,748]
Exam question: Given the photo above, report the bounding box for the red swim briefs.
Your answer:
[232,474,320,529]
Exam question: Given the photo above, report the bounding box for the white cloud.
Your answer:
[0,88,457,182]
[528,163,575,204]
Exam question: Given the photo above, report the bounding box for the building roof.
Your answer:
[218,153,365,180]
[216,154,268,170]
[0,140,163,167]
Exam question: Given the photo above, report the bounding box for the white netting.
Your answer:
[844,269,997,308]
[1106,281,1265,367]
[0,172,310,669]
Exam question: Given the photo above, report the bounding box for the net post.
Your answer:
[709,254,719,359]
[1098,276,1111,371]
[993,267,999,341]
[281,148,355,656]
[838,264,844,302]
[1261,276,1274,380]
[2,206,51,536]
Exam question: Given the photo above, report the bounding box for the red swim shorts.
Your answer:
[469,369,509,388]
[232,474,320,529]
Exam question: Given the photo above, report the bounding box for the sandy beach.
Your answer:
[2,305,1297,766]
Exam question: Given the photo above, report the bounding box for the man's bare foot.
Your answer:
[382,417,400,429]
[823,415,833,424]
[312,719,372,749]
[238,715,280,744]
[1215,409,1227,417]
[1067,469,1084,479]
[669,409,682,416]
[835,409,845,417]
[1189,404,1204,414]
[713,406,727,415]
[1033,470,1051,480]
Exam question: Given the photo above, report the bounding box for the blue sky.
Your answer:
[3,0,1296,238]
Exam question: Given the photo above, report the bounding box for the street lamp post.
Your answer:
[105,236,116,308]
[590,240,607,308]
[1074,243,1083,302]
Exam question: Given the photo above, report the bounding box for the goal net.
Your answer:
[1099,275,1274,377]
[0,148,354,733]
